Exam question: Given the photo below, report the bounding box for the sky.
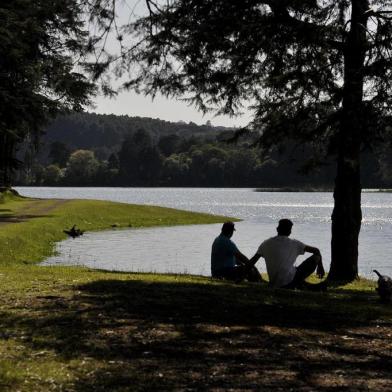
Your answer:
[91,92,252,127]
[88,0,252,128]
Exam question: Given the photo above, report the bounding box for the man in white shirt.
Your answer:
[249,219,326,290]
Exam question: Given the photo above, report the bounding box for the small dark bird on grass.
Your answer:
[63,225,84,239]
[373,270,392,303]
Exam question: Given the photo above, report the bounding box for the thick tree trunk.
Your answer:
[328,0,368,282]
[0,133,15,188]
[329,129,362,281]
[0,134,8,187]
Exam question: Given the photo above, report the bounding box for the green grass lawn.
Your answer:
[0,191,391,391]
[0,266,391,391]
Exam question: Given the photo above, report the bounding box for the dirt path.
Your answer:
[0,198,70,226]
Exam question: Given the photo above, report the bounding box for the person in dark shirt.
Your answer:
[211,221,262,282]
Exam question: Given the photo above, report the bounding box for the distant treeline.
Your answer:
[15,112,392,188]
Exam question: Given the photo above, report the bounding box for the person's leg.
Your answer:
[214,266,263,284]
[291,255,327,291]
[292,255,319,285]
[215,266,247,283]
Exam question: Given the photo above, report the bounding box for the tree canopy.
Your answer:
[118,1,391,146]
[0,0,115,185]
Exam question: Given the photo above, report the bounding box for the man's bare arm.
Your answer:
[234,250,251,266]
[304,245,325,278]
[304,245,321,255]
[249,253,261,267]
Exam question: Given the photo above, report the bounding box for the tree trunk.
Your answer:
[328,0,368,282]
[0,132,16,188]
[0,133,8,188]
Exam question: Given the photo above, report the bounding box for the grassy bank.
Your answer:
[0,192,233,265]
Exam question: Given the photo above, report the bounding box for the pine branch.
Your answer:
[367,10,392,21]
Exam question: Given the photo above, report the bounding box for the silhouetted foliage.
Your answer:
[64,150,99,185]
[49,142,71,167]
[118,129,162,186]
[0,0,120,186]
[158,134,181,157]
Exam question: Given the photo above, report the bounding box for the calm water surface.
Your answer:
[15,187,392,277]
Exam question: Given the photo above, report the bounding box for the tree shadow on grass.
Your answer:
[1,278,392,391]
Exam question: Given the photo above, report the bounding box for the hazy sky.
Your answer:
[89,0,252,127]
[91,92,251,127]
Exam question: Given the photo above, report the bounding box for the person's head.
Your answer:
[221,221,236,237]
[277,219,293,236]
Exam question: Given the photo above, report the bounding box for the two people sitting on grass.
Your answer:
[211,219,327,290]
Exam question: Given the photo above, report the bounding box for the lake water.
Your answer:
[15,187,392,278]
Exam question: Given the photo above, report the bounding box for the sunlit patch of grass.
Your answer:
[0,189,25,204]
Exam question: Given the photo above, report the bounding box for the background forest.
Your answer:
[15,112,392,189]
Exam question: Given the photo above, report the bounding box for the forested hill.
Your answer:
[16,112,391,188]
[43,112,229,152]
